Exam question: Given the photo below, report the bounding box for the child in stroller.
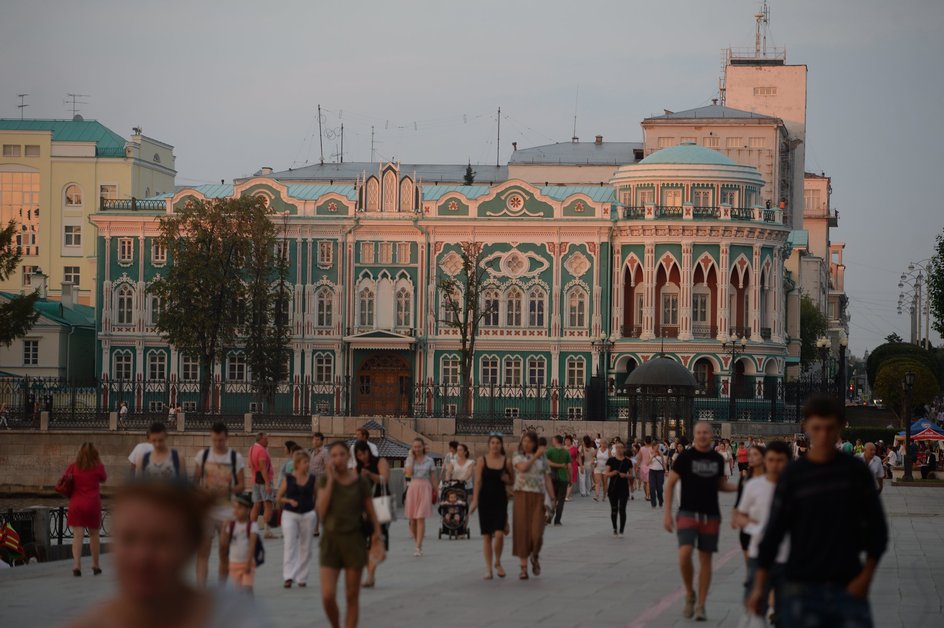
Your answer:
[438,480,471,539]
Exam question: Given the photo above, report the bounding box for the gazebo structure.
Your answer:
[624,356,697,441]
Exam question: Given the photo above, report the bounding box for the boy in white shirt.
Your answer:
[224,493,259,592]
[736,440,791,619]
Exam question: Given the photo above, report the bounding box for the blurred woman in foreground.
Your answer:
[68,481,270,628]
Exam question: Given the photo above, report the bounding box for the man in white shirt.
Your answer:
[348,427,379,468]
[858,442,885,493]
[128,439,154,477]
[737,441,791,618]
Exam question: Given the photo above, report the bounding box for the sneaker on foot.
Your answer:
[613,530,619,537]
[682,594,696,619]
[694,605,707,621]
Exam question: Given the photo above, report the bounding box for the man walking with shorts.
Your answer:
[664,421,737,621]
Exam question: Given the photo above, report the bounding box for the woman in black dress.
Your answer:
[605,441,632,537]
[471,435,513,580]
[354,441,390,588]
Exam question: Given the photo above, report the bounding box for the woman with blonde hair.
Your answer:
[62,442,107,577]
[404,437,437,556]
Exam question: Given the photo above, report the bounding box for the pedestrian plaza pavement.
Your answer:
[2,483,942,627]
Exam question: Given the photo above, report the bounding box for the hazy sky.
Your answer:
[2,0,942,355]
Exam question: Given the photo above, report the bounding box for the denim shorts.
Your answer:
[251,484,273,503]
[676,510,720,553]
[779,581,873,628]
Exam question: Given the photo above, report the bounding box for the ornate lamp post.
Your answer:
[902,369,916,481]
[721,333,748,421]
[591,332,615,380]
[836,330,848,404]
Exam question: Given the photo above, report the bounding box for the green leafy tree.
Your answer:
[0,220,39,345]
[928,228,944,336]
[463,163,476,186]
[866,341,938,388]
[151,197,271,411]
[437,242,493,418]
[244,221,292,411]
[884,332,903,344]
[873,359,939,423]
[799,294,828,367]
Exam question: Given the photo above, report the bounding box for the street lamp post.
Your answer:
[816,336,832,393]
[836,330,848,404]
[902,370,916,481]
[591,332,615,422]
[721,334,748,422]
[898,260,931,349]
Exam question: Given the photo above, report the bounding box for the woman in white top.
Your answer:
[446,444,475,489]
[593,443,609,501]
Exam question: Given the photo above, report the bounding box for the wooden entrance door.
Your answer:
[356,353,411,416]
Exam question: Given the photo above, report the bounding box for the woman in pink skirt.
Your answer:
[64,442,107,577]
[404,438,438,557]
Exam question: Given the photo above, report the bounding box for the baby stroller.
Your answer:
[437,480,471,540]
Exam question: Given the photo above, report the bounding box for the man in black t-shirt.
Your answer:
[664,421,738,621]
[748,395,887,627]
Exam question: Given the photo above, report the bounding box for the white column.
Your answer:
[750,244,762,341]
[772,247,784,343]
[717,243,730,341]
[641,243,656,340]
[612,245,622,336]
[679,241,693,340]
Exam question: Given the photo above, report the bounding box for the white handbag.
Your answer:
[372,478,395,524]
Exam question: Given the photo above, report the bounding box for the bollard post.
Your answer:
[39,411,49,431]
[244,413,253,433]
[177,411,185,432]
[28,506,52,561]
[109,411,118,431]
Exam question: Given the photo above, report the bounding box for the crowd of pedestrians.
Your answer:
[53,394,899,627]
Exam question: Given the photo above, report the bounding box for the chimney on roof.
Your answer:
[31,268,47,299]
[260,166,273,175]
[571,136,579,143]
[512,142,517,151]
[711,98,718,105]
[595,135,603,145]
[61,282,74,309]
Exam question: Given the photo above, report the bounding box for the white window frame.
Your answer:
[113,351,133,381]
[3,144,21,157]
[227,353,248,382]
[482,289,500,327]
[360,242,374,264]
[527,287,546,327]
[64,225,82,248]
[318,241,333,268]
[115,284,135,325]
[441,355,461,386]
[661,187,682,206]
[358,286,375,327]
[23,339,38,366]
[693,187,712,206]
[99,184,118,200]
[566,356,585,388]
[181,355,199,382]
[151,241,167,266]
[118,238,134,264]
[505,287,522,327]
[503,356,522,387]
[148,294,162,325]
[725,137,742,149]
[661,286,679,327]
[481,356,499,386]
[63,266,80,285]
[64,184,82,207]
[379,242,393,264]
[566,287,587,328]
[395,286,412,327]
[313,353,334,384]
[527,356,546,387]
[316,287,333,328]
[703,136,720,148]
[693,288,710,324]
[147,351,167,381]
[397,242,411,263]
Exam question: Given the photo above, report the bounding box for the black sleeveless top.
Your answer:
[284,474,316,513]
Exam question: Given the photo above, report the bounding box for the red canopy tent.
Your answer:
[911,427,944,441]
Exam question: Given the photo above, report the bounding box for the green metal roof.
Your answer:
[422,185,493,201]
[286,184,356,201]
[0,118,127,157]
[787,229,809,249]
[0,292,95,328]
[639,143,737,167]
[539,185,616,203]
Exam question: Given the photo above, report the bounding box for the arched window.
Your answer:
[503,356,522,387]
[316,287,333,328]
[565,356,586,387]
[113,351,133,381]
[313,353,333,384]
[64,184,82,207]
[527,287,546,327]
[567,287,587,328]
[481,355,499,386]
[506,288,522,327]
[116,284,134,325]
[358,287,375,327]
[441,355,461,385]
[148,293,162,326]
[227,353,247,382]
[396,286,412,327]
[147,351,167,381]
[482,289,500,327]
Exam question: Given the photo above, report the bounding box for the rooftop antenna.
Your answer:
[370,125,375,162]
[64,93,89,118]
[572,86,579,143]
[16,94,28,120]
[317,104,324,165]
[496,107,501,167]
[755,0,770,57]
[340,123,344,163]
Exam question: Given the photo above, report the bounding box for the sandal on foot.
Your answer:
[483,572,493,580]
[495,564,506,578]
[362,579,374,588]
[519,567,529,580]
[530,556,541,576]
[72,569,81,577]
[284,580,293,588]
[92,567,102,576]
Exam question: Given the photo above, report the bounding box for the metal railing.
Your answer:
[692,324,718,339]
[100,197,166,211]
[620,324,642,338]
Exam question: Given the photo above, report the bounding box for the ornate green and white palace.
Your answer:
[90,142,795,424]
